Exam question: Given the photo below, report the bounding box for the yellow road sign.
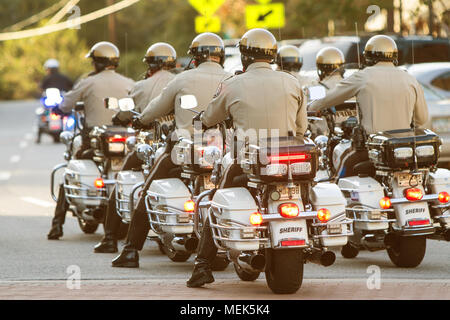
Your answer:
[246,3,285,29]
[195,15,221,33]
[255,0,272,4]
[189,0,225,16]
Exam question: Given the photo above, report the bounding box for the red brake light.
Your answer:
[279,203,300,218]
[407,219,430,227]
[50,113,60,121]
[404,188,423,201]
[438,191,450,204]
[281,239,305,247]
[317,208,331,223]
[250,212,263,226]
[269,153,311,164]
[184,200,195,212]
[94,178,105,189]
[380,197,392,209]
[108,135,126,143]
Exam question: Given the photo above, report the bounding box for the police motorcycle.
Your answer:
[50,98,135,234]
[125,96,230,268]
[310,93,450,268]
[36,88,75,143]
[182,96,353,294]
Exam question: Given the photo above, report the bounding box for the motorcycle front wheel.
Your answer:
[386,235,426,268]
[265,248,304,294]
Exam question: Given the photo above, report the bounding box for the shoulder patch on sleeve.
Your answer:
[213,82,223,98]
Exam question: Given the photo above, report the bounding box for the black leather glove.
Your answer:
[51,107,66,116]
[112,113,130,126]
[132,116,147,130]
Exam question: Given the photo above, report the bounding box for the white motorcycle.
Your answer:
[51,99,135,234]
[312,101,450,268]
[182,96,353,294]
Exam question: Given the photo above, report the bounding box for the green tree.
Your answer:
[0,21,91,100]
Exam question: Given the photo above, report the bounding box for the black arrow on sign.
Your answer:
[257,10,273,21]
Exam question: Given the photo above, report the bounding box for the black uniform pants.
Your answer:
[103,151,142,240]
[125,153,181,250]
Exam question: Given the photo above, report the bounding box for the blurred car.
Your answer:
[407,62,450,99]
[408,65,450,163]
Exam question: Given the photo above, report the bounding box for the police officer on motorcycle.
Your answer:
[94,42,178,253]
[40,59,73,92]
[186,28,308,288]
[315,47,345,91]
[308,35,429,177]
[47,41,134,240]
[110,33,231,267]
[276,45,311,87]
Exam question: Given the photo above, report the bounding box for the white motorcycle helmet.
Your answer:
[44,59,60,70]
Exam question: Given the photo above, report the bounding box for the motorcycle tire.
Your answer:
[77,217,99,234]
[53,134,60,143]
[117,221,129,240]
[386,235,426,268]
[233,263,260,282]
[265,248,304,294]
[341,242,359,259]
[211,256,230,271]
[163,245,191,262]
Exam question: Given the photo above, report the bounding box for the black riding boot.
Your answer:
[94,187,120,253]
[111,242,139,268]
[187,219,217,288]
[47,184,68,240]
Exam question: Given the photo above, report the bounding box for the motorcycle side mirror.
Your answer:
[59,131,74,147]
[118,98,135,112]
[308,85,327,100]
[180,95,198,110]
[75,101,85,111]
[104,97,119,110]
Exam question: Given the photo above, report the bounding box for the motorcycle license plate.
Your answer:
[277,185,301,200]
[396,173,423,187]
[111,158,124,171]
[204,175,215,190]
[49,119,61,130]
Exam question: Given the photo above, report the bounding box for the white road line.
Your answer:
[10,155,21,163]
[24,133,33,141]
[0,171,11,181]
[21,197,54,208]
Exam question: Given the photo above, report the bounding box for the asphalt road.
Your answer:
[0,100,449,300]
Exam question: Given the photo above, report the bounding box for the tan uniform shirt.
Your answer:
[129,70,175,113]
[309,62,429,134]
[140,62,231,133]
[319,74,344,91]
[60,69,134,128]
[202,62,307,139]
[288,70,315,89]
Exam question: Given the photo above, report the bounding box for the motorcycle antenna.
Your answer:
[411,37,419,174]
[355,22,361,69]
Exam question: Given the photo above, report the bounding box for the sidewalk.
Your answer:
[0,279,448,300]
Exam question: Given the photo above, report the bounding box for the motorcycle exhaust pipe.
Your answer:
[171,237,198,253]
[236,253,266,272]
[306,250,336,267]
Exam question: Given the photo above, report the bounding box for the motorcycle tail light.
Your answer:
[438,191,449,204]
[184,200,195,213]
[380,197,392,209]
[250,212,263,226]
[279,203,300,218]
[50,113,60,121]
[94,178,105,189]
[317,208,331,223]
[269,153,311,164]
[407,219,430,227]
[281,239,305,247]
[404,188,423,201]
[108,135,126,143]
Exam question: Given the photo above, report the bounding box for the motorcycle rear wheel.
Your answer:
[162,245,191,262]
[77,217,99,234]
[233,263,260,281]
[387,235,426,268]
[265,248,304,294]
